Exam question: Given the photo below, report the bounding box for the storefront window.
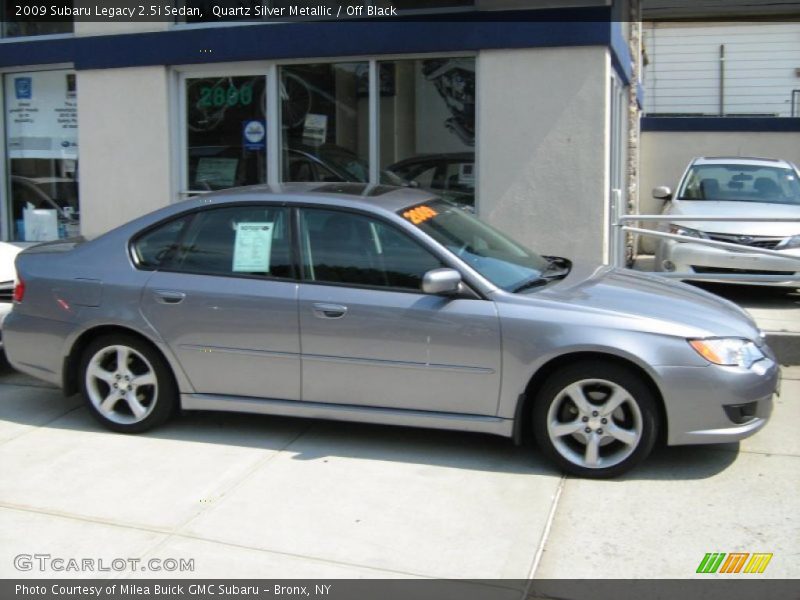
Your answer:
[378,58,475,209]
[185,75,267,192]
[2,21,73,37]
[3,70,79,241]
[280,63,370,184]
[1,2,73,37]
[180,56,476,203]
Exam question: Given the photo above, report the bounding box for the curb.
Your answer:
[766,333,800,367]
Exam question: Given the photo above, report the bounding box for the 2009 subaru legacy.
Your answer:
[4,183,780,477]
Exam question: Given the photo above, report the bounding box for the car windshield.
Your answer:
[678,164,800,206]
[400,200,551,291]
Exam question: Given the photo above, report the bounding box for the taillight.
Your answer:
[13,277,25,303]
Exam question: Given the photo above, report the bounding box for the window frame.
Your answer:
[129,200,486,297]
[295,204,450,295]
[129,202,298,283]
[173,52,478,205]
[0,64,79,242]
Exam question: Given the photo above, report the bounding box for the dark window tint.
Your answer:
[185,75,267,192]
[133,217,191,270]
[299,209,443,290]
[169,206,292,278]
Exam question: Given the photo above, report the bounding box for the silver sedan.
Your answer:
[4,184,780,477]
[654,156,800,285]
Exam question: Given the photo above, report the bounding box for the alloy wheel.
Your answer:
[85,345,159,425]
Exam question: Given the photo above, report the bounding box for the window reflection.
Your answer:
[280,63,370,184]
[379,58,476,209]
[186,76,267,191]
[4,70,80,241]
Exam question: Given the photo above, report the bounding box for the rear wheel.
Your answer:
[532,361,659,478]
[79,334,176,433]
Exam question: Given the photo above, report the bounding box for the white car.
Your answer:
[654,157,800,286]
[0,242,25,347]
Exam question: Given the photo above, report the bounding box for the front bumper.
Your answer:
[657,355,780,446]
[656,239,800,286]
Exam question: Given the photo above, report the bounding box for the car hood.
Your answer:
[513,263,760,340]
[667,200,800,237]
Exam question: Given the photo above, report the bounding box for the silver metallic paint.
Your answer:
[4,184,780,446]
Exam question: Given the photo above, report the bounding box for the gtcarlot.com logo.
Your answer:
[14,553,194,573]
[696,552,773,574]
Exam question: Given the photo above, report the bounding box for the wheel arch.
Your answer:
[63,324,184,397]
[512,351,668,447]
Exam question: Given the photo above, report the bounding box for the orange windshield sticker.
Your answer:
[403,206,438,225]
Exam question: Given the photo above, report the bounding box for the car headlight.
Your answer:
[775,234,800,250]
[669,225,709,239]
[689,338,765,368]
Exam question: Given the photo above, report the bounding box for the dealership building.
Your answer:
[0,1,635,263]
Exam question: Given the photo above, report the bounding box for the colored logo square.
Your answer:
[14,77,32,100]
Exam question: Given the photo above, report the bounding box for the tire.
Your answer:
[79,334,177,433]
[532,361,659,478]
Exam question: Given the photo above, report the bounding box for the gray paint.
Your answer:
[4,184,779,451]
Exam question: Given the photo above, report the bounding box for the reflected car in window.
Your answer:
[387,152,475,210]
[4,184,779,478]
[187,143,407,192]
[653,157,800,286]
[285,142,408,187]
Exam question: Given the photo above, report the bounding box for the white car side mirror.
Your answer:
[652,186,673,201]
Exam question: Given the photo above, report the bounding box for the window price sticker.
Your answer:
[233,222,274,273]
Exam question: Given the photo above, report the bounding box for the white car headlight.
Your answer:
[689,338,765,368]
[775,234,800,250]
[669,225,709,239]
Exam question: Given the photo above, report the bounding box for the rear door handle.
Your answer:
[312,303,348,319]
[154,290,186,305]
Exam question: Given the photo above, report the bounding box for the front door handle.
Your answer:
[312,303,348,319]
[154,290,186,305]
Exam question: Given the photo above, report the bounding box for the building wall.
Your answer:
[478,46,611,264]
[638,129,800,251]
[77,66,173,238]
[643,22,800,117]
[73,46,614,260]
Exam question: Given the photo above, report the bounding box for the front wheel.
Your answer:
[532,362,659,478]
[79,334,177,433]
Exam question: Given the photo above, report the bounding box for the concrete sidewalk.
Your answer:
[0,365,796,580]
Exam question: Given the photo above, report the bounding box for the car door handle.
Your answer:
[153,290,186,305]
[312,303,348,319]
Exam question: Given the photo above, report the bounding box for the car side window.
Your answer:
[132,216,191,270]
[299,208,444,291]
[166,206,293,279]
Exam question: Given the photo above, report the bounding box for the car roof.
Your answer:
[11,175,76,184]
[692,156,793,168]
[190,182,439,214]
[389,152,474,167]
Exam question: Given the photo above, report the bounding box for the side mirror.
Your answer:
[652,186,673,201]
[422,268,462,295]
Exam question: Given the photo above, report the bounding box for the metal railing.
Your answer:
[610,193,800,285]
